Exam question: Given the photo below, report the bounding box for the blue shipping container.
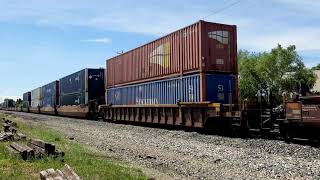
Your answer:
[107,74,236,105]
[41,81,59,107]
[23,92,31,108]
[60,68,105,106]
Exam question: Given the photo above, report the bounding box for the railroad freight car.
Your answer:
[107,20,237,93]
[107,74,237,105]
[100,20,240,129]
[57,68,105,118]
[22,92,31,112]
[280,96,320,140]
[30,87,42,113]
[40,81,59,115]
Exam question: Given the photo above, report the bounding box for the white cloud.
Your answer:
[0,0,318,53]
[81,38,112,44]
[0,0,251,35]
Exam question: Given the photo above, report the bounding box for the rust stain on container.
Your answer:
[106,20,237,88]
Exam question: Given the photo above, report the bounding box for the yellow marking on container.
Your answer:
[149,42,171,68]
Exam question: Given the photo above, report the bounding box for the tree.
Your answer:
[238,50,261,98]
[15,98,22,108]
[238,44,316,104]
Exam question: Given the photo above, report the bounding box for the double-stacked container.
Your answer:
[40,81,59,114]
[106,20,238,105]
[22,92,31,112]
[30,87,42,113]
[57,68,105,118]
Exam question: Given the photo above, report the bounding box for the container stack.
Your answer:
[59,68,105,106]
[30,87,42,113]
[31,88,42,107]
[22,92,31,108]
[22,92,31,112]
[56,68,105,118]
[41,81,59,107]
[40,81,59,114]
[19,68,105,117]
[106,20,238,105]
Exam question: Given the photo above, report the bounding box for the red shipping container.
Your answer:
[107,20,237,88]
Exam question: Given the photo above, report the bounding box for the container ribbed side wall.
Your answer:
[107,21,237,88]
[31,87,42,107]
[59,68,105,106]
[60,69,86,96]
[41,81,59,107]
[23,92,31,108]
[107,75,200,105]
[106,73,236,105]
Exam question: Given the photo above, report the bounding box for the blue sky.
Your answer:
[0,0,319,102]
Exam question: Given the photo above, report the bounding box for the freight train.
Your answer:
[280,96,320,140]
[2,20,320,140]
[20,68,105,119]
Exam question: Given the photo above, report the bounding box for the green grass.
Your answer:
[0,113,146,180]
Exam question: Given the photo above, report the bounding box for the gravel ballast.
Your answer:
[2,111,320,180]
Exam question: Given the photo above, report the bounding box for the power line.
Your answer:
[202,0,243,20]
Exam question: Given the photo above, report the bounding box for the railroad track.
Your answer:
[2,110,320,179]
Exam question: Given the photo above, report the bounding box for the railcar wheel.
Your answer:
[98,110,105,121]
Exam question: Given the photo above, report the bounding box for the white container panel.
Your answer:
[31,87,42,100]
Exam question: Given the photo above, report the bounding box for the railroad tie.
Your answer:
[8,142,35,160]
[40,164,80,180]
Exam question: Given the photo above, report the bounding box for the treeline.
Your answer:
[238,44,318,104]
